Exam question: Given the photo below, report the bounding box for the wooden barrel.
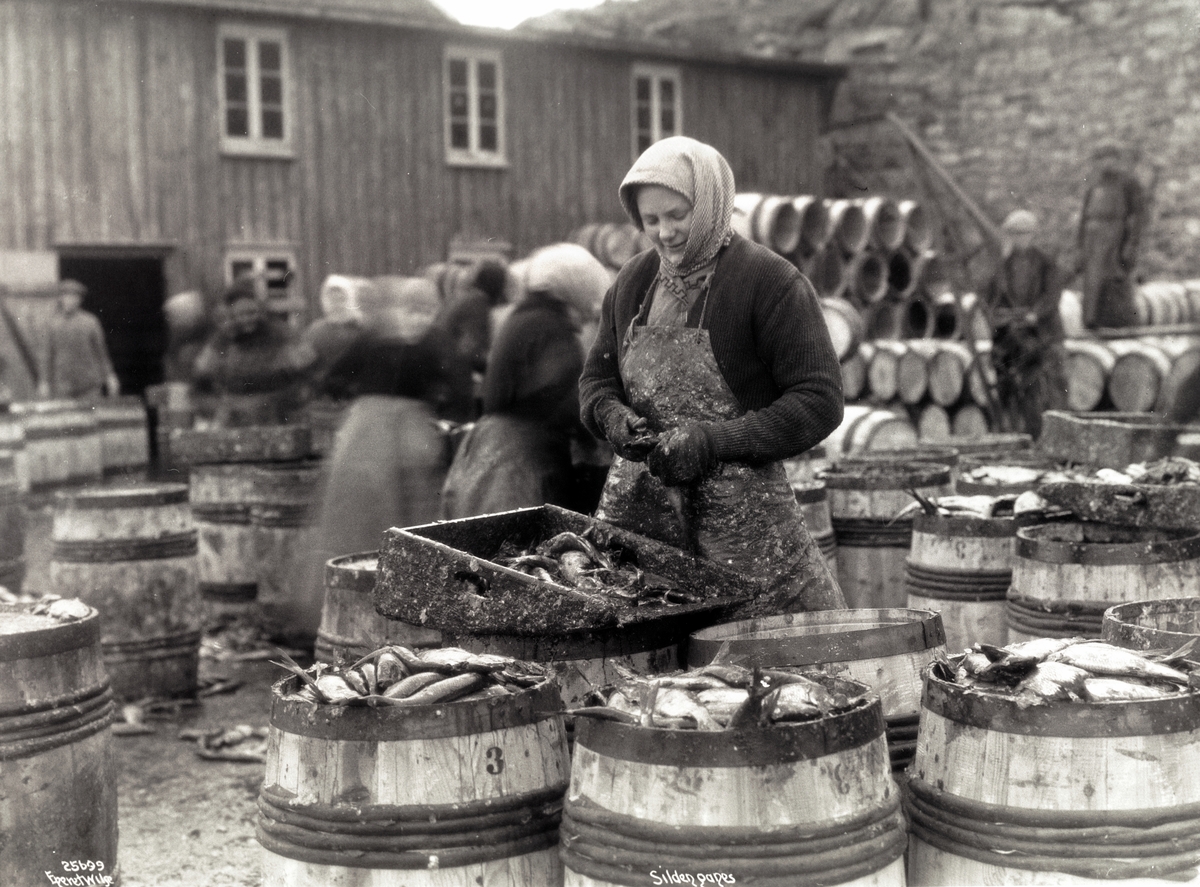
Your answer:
[1107,339,1178,413]
[841,341,871,402]
[957,291,993,342]
[821,404,918,458]
[13,400,102,493]
[929,291,962,339]
[1007,522,1200,644]
[794,481,837,581]
[897,339,936,406]
[314,552,442,664]
[251,460,323,638]
[90,395,150,476]
[917,251,952,298]
[258,676,570,886]
[847,251,889,304]
[191,463,261,613]
[755,194,803,255]
[898,200,932,253]
[0,416,30,494]
[825,199,869,255]
[857,196,904,252]
[823,462,953,610]
[793,194,832,254]
[916,402,952,442]
[562,674,905,886]
[887,249,916,298]
[0,469,25,591]
[0,601,118,883]
[906,670,1200,885]
[864,298,905,341]
[50,484,201,700]
[905,511,1017,651]
[1060,288,1086,338]
[807,244,848,299]
[926,341,974,407]
[949,403,991,438]
[820,296,865,362]
[866,340,909,403]
[783,444,829,486]
[1063,339,1117,411]
[1156,342,1200,416]
[688,608,946,774]
[837,444,960,472]
[901,291,933,339]
[1135,280,1191,326]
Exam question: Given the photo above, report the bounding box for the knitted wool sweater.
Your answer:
[579,235,844,464]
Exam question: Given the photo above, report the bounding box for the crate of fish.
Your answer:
[906,637,1200,885]
[373,504,761,640]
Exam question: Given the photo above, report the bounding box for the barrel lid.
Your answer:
[688,607,945,669]
[924,670,1200,737]
[820,462,952,490]
[0,602,100,662]
[1015,521,1200,565]
[269,674,562,741]
[575,676,882,767]
[54,483,190,509]
[325,551,379,590]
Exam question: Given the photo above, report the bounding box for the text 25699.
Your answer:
[44,861,114,887]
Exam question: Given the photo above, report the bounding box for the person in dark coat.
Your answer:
[985,209,1069,438]
[191,281,317,427]
[1077,141,1147,329]
[440,244,611,518]
[437,258,509,376]
[40,280,120,399]
[300,275,366,390]
[579,136,845,616]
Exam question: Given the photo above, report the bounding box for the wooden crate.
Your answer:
[1038,410,1199,469]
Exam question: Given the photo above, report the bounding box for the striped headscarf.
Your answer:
[618,136,736,278]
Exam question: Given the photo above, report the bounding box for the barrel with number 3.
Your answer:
[257,676,570,886]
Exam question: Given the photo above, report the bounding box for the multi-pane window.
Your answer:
[225,250,299,321]
[632,65,681,157]
[445,48,506,166]
[219,25,292,156]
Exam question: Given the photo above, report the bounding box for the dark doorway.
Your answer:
[57,255,167,397]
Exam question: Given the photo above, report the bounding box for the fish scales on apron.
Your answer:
[595,282,845,615]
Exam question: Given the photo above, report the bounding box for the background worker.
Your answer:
[40,279,120,399]
[985,209,1068,438]
[1077,141,1147,329]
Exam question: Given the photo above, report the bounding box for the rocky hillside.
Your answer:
[524,0,1200,284]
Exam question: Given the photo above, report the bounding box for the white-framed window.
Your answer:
[218,23,293,158]
[444,46,506,167]
[224,248,300,321]
[632,64,681,158]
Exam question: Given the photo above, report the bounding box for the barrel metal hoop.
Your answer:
[913,512,1017,537]
[559,800,906,886]
[52,530,199,562]
[832,518,913,548]
[200,582,258,602]
[1016,525,1200,565]
[0,695,115,760]
[102,629,202,657]
[905,562,1011,602]
[1005,594,1105,636]
[903,774,1200,879]
[193,503,253,525]
[256,818,558,871]
[251,504,312,529]
[0,685,113,741]
[55,484,188,509]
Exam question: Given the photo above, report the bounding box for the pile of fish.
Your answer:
[957,463,1087,489]
[1096,457,1200,486]
[572,664,862,730]
[273,645,549,707]
[493,528,700,607]
[0,590,92,622]
[933,638,1199,707]
[899,492,1019,521]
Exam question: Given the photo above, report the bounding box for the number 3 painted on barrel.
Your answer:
[486,746,505,774]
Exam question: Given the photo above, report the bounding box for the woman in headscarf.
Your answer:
[440,243,612,519]
[579,136,846,616]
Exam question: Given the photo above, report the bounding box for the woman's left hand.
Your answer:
[648,425,718,486]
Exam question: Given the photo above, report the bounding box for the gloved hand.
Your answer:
[596,399,657,462]
[648,424,718,487]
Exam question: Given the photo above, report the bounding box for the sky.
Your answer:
[435,0,608,30]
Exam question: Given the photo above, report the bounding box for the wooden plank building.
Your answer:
[0,0,845,393]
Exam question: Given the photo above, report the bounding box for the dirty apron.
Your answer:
[440,414,573,519]
[594,297,845,616]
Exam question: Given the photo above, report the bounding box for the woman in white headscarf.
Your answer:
[579,136,846,616]
[440,243,612,519]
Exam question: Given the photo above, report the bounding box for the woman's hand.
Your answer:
[648,425,717,486]
[596,399,657,462]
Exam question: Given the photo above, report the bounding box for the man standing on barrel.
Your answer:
[1077,140,1147,329]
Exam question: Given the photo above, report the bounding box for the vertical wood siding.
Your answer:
[0,0,833,318]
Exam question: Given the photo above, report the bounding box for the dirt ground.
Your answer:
[112,645,284,887]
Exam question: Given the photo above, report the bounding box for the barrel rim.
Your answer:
[923,670,1200,737]
[325,550,381,589]
[687,607,946,669]
[790,481,828,505]
[820,463,952,489]
[913,511,1017,538]
[0,602,101,662]
[269,675,563,740]
[1103,598,1200,651]
[54,483,190,508]
[1015,522,1200,565]
[575,686,883,767]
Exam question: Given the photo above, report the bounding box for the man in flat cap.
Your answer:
[985,209,1067,437]
[40,279,120,399]
[1077,141,1147,328]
